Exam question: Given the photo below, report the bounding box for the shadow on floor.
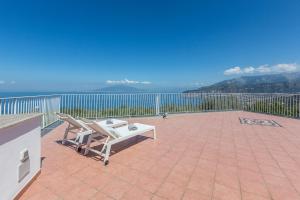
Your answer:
[41,120,64,137]
[55,134,152,162]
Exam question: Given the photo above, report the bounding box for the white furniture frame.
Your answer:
[56,113,127,152]
[56,113,92,151]
[84,121,156,165]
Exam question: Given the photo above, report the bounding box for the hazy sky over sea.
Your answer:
[0,0,300,91]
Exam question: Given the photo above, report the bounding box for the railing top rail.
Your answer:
[60,92,300,95]
[1,92,300,100]
[0,94,61,100]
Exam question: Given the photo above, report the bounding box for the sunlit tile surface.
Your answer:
[19,112,300,200]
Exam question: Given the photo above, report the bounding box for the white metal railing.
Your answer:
[60,93,300,119]
[60,93,244,118]
[0,95,61,128]
[1,93,300,129]
[242,93,300,118]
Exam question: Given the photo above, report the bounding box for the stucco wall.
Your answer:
[0,116,41,200]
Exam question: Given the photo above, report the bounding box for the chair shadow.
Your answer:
[83,135,151,161]
[54,133,153,161]
[54,128,84,148]
[40,156,46,167]
[55,137,83,151]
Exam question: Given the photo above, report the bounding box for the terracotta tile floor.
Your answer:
[19,111,300,200]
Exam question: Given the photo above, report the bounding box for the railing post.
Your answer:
[298,94,300,118]
[240,93,247,111]
[58,96,61,113]
[155,94,160,116]
[42,97,46,128]
[240,94,243,111]
[14,98,17,114]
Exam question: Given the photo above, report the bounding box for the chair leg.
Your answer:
[84,134,93,155]
[153,128,157,140]
[100,137,110,154]
[76,145,82,153]
[62,124,70,144]
[104,143,111,166]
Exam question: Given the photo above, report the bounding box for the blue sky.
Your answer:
[0,0,300,91]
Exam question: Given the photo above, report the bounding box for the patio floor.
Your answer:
[19,111,300,200]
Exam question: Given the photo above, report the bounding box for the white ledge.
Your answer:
[0,113,43,130]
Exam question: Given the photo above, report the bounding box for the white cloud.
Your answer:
[224,66,242,75]
[273,63,297,72]
[140,81,151,84]
[256,65,272,73]
[243,66,255,73]
[0,80,17,85]
[192,82,205,86]
[106,78,151,85]
[224,63,299,76]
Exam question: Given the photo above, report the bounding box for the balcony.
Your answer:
[1,93,300,200]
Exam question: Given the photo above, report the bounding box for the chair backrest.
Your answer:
[56,113,89,130]
[87,121,120,139]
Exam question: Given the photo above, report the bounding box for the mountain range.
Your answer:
[97,85,196,93]
[186,73,300,93]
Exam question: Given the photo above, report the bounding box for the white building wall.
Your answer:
[0,116,41,200]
